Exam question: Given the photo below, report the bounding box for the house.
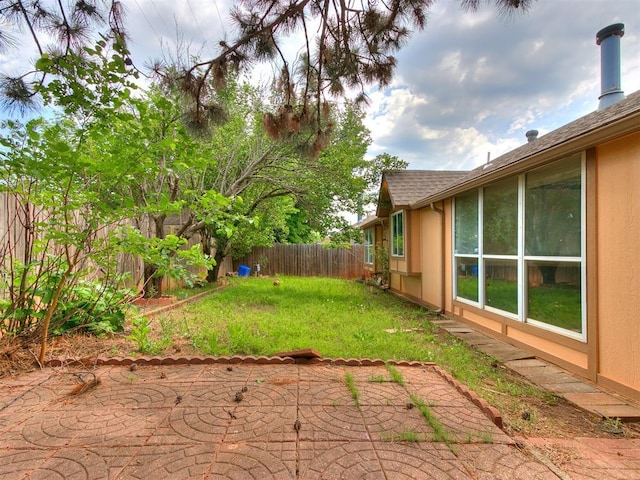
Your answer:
[360,171,468,281]
[362,24,640,402]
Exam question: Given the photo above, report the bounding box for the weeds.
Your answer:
[344,372,360,408]
[126,316,165,354]
[410,394,453,444]
[126,317,153,353]
[386,364,404,385]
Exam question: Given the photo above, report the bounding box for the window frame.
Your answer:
[364,228,374,265]
[391,210,405,257]
[452,154,586,341]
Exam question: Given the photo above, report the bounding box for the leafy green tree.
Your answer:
[0,37,139,361]
[164,77,373,282]
[105,88,218,297]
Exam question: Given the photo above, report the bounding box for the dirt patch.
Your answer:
[487,370,640,439]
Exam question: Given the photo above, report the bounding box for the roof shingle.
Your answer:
[383,170,469,207]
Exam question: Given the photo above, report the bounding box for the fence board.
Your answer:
[0,192,234,297]
[236,244,366,279]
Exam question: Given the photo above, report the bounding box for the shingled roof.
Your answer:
[382,170,468,208]
[412,89,640,208]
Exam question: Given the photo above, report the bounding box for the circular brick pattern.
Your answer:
[225,405,297,442]
[77,384,182,409]
[209,442,296,479]
[0,363,566,479]
[298,405,368,441]
[29,448,112,480]
[168,407,230,442]
[299,441,384,479]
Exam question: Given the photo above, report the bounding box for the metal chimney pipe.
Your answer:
[596,23,625,110]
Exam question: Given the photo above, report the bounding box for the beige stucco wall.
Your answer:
[443,199,454,313]
[408,210,422,273]
[401,275,422,300]
[596,132,640,394]
[419,206,444,309]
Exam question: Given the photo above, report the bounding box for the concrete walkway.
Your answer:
[430,317,640,479]
[0,362,557,479]
[431,317,640,421]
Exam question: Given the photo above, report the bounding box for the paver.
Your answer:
[0,362,602,479]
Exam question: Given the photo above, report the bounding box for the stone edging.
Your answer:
[430,364,503,429]
[43,354,503,429]
[45,356,433,368]
[139,288,219,317]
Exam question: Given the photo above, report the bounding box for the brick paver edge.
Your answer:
[431,364,504,429]
[42,355,503,429]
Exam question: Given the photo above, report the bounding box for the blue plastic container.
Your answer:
[238,265,251,277]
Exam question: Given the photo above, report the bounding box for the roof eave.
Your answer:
[357,216,385,229]
[411,109,640,208]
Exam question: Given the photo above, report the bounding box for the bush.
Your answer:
[50,279,131,336]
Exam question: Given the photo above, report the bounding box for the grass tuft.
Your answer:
[344,372,360,408]
[410,394,453,444]
[386,364,404,385]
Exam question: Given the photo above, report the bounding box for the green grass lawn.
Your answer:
[139,276,544,407]
[160,276,438,361]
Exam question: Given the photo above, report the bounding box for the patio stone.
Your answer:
[0,361,603,479]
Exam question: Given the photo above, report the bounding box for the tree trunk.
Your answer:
[205,234,228,283]
[538,265,557,286]
[208,248,226,283]
[143,262,162,298]
[142,214,166,298]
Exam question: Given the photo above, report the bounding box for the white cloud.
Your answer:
[3,0,639,177]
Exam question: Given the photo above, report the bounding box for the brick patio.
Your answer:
[0,362,560,479]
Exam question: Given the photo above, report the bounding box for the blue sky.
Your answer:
[3,1,639,172]
[361,0,640,170]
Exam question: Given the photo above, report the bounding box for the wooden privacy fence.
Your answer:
[236,244,366,279]
[0,192,233,295]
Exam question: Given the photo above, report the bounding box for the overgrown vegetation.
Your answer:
[151,277,553,408]
[410,394,454,444]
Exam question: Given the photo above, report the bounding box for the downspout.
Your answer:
[430,202,445,314]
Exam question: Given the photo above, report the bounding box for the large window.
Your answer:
[391,211,404,257]
[525,157,582,333]
[454,190,478,302]
[484,178,518,316]
[364,228,374,264]
[453,154,584,339]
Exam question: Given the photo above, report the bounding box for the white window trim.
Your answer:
[364,228,374,265]
[452,154,586,341]
[391,210,405,257]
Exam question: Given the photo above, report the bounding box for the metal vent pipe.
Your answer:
[596,23,625,110]
[525,130,539,142]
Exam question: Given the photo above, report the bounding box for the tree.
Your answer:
[359,152,409,208]
[0,35,139,362]
[167,77,373,282]
[104,88,218,297]
[3,1,534,137]
[0,0,126,113]
[171,0,534,144]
